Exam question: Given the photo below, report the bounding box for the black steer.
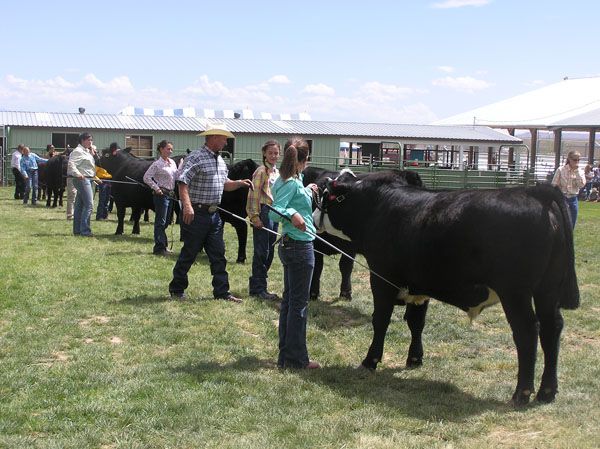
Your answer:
[303,166,423,300]
[218,158,258,263]
[98,148,155,235]
[315,170,579,406]
[41,154,67,208]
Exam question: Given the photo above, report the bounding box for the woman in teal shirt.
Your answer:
[269,137,320,369]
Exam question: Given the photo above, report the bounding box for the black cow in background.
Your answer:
[37,160,47,202]
[97,147,156,234]
[317,170,579,405]
[41,154,68,207]
[217,158,258,263]
[302,166,423,300]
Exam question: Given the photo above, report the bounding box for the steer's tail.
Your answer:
[553,186,580,309]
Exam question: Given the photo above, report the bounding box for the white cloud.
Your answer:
[431,76,493,93]
[437,66,455,73]
[359,81,421,102]
[0,73,437,123]
[431,0,491,9]
[82,74,134,94]
[268,75,291,84]
[301,83,335,96]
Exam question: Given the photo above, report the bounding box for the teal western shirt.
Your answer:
[269,174,315,242]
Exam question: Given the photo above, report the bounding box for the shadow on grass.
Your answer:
[117,294,170,305]
[29,231,154,243]
[116,293,237,305]
[309,300,372,330]
[172,356,507,421]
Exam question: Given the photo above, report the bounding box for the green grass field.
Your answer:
[1,187,599,449]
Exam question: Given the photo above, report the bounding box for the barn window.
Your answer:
[52,132,79,150]
[125,135,153,158]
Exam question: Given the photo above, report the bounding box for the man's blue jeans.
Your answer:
[169,210,229,298]
[72,178,94,236]
[565,195,578,229]
[277,238,315,368]
[249,204,279,295]
[152,194,173,253]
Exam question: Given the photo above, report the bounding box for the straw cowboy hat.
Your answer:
[197,123,235,139]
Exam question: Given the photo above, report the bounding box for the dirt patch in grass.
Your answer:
[34,351,70,366]
[79,315,111,326]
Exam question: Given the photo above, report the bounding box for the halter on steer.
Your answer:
[316,177,402,292]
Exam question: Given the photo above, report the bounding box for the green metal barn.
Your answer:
[1,110,526,189]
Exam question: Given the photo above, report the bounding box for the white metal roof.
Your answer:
[0,110,521,144]
[434,76,600,128]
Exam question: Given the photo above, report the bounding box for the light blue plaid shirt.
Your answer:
[177,146,228,205]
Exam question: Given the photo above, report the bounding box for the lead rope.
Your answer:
[265,204,402,291]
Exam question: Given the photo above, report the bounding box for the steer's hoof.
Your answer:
[511,389,532,407]
[405,356,423,369]
[339,290,352,301]
[536,387,557,403]
[360,359,378,371]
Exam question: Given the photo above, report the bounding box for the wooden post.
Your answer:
[508,128,515,169]
[553,128,563,169]
[588,129,596,165]
[529,128,538,171]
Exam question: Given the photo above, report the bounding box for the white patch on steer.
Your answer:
[313,208,324,232]
[396,288,429,305]
[467,287,501,322]
[321,214,352,241]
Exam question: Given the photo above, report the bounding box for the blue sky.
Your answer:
[2,0,598,123]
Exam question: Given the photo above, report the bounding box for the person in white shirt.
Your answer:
[67,132,98,237]
[552,150,585,228]
[11,144,25,200]
[143,140,179,255]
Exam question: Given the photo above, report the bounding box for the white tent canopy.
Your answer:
[434,76,600,129]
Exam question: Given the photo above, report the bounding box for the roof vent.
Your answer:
[78,107,86,114]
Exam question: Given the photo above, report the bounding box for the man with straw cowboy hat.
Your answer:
[169,123,253,302]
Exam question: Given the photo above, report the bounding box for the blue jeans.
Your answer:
[96,183,112,219]
[249,204,279,295]
[23,169,39,204]
[565,196,578,229]
[152,194,173,253]
[169,210,230,298]
[277,238,315,368]
[73,178,94,236]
